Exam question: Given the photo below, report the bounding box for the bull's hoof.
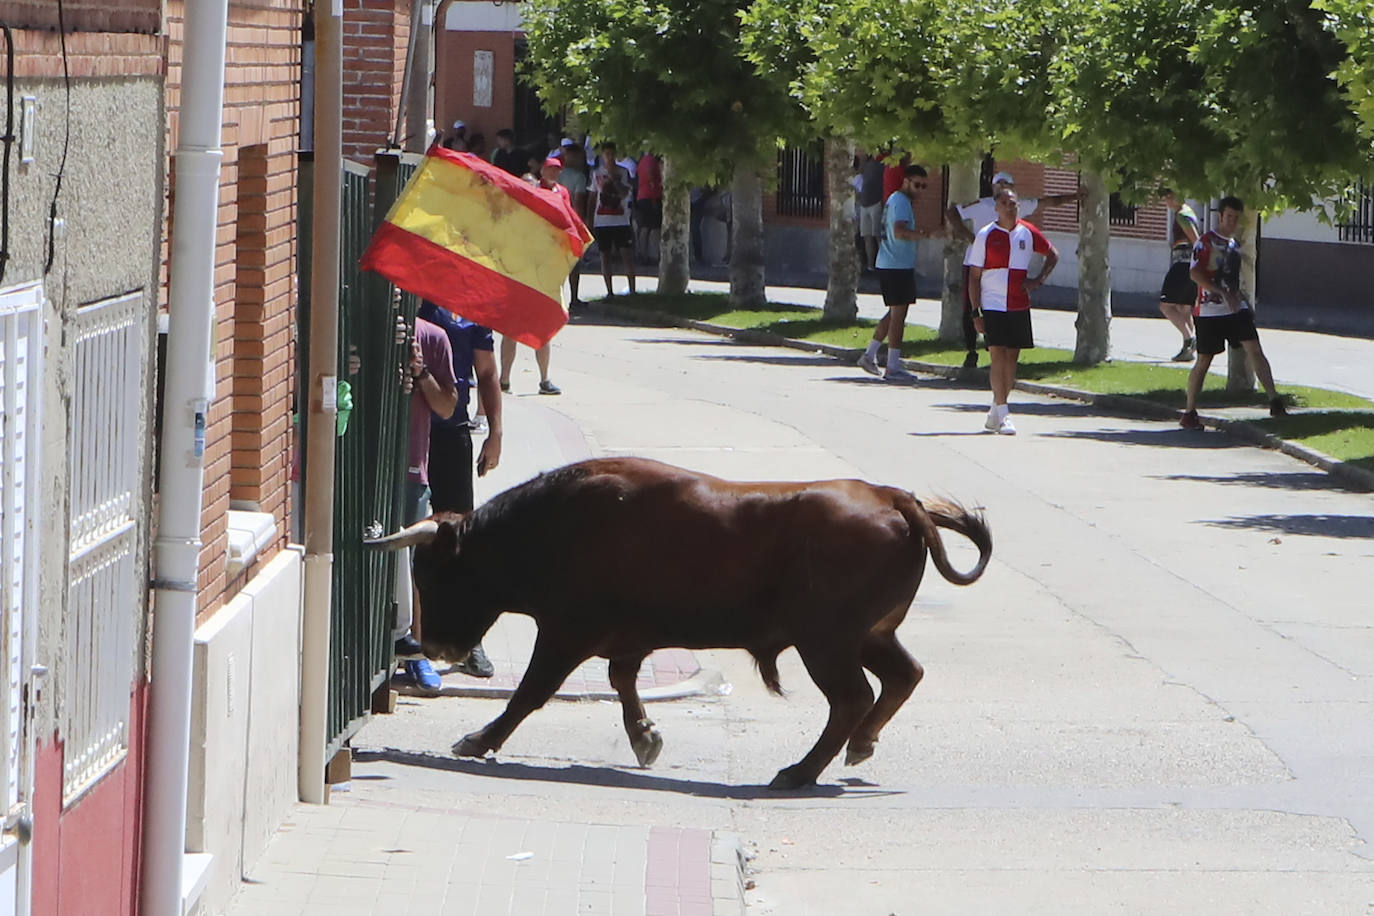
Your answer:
[631,727,664,768]
[768,765,817,790]
[844,740,875,766]
[452,733,491,759]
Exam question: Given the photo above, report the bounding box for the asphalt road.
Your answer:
[355,314,1374,915]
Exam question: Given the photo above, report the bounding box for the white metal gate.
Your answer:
[0,281,43,914]
[63,291,142,803]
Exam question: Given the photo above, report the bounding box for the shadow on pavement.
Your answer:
[1154,471,1342,491]
[1200,513,1374,539]
[936,401,1095,418]
[353,747,903,800]
[695,353,845,368]
[1042,428,1244,449]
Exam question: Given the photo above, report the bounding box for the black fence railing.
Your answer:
[1108,191,1137,226]
[776,143,825,218]
[1337,180,1374,244]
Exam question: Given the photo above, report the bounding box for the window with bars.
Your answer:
[1108,191,1137,226]
[1337,180,1373,244]
[776,144,825,218]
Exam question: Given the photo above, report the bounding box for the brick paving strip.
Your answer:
[227,795,745,916]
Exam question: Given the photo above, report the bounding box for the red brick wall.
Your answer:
[2,0,160,33]
[164,0,303,617]
[1031,163,1169,242]
[434,27,518,143]
[343,0,410,163]
[5,28,162,78]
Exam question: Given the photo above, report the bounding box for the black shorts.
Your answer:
[634,198,662,230]
[427,423,475,513]
[877,267,916,306]
[1195,310,1258,356]
[982,309,1034,349]
[1160,261,1198,305]
[593,224,634,253]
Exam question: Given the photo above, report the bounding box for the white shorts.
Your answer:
[859,202,883,237]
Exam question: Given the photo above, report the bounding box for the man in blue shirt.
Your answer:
[405,300,503,679]
[857,165,943,381]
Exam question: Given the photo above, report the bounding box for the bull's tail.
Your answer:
[900,496,991,586]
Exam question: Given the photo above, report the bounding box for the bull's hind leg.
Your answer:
[769,643,875,790]
[453,633,587,759]
[608,654,663,767]
[845,631,923,766]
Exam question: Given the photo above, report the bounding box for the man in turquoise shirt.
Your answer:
[858,165,944,381]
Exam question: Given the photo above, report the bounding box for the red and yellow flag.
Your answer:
[360,147,592,349]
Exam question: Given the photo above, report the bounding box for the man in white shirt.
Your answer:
[946,171,1081,368]
[588,141,637,298]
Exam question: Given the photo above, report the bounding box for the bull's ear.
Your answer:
[432,514,465,555]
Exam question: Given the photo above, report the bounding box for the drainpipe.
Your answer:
[299,0,343,805]
[141,0,228,911]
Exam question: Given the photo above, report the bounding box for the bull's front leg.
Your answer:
[608,654,662,767]
[453,633,587,759]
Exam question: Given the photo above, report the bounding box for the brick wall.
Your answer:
[1036,164,1169,242]
[5,28,162,78]
[434,27,518,144]
[164,0,303,617]
[2,0,160,33]
[343,0,410,163]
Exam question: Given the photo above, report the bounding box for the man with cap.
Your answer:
[498,156,574,396]
[946,170,1081,368]
[445,119,468,151]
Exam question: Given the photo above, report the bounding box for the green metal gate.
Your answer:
[300,150,423,758]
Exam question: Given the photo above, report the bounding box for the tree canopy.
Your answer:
[520,0,802,184]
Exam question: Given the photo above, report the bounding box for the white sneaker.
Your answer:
[997,414,1017,435]
[984,410,1000,431]
[857,352,881,376]
[470,416,488,435]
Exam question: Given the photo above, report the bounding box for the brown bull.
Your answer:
[368,457,991,789]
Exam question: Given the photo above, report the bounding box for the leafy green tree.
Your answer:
[1317,0,1374,146]
[521,0,800,303]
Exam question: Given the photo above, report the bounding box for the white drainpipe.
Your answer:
[140,0,228,912]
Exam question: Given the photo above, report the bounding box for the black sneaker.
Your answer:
[1269,397,1289,418]
[394,634,425,660]
[961,352,979,369]
[454,644,495,678]
[538,380,561,396]
[1180,409,1203,430]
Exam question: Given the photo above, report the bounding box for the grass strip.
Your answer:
[611,292,1374,472]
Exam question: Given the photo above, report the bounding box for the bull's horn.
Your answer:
[363,518,440,550]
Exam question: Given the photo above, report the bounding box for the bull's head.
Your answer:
[364,515,499,663]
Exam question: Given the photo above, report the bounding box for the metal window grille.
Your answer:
[63,292,142,802]
[776,144,825,218]
[1337,180,1373,244]
[1109,191,1137,226]
[1,282,43,819]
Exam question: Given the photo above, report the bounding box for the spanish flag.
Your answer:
[360,147,592,349]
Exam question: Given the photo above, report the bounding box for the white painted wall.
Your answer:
[445,0,523,32]
[1262,208,1344,244]
[1044,233,1163,295]
[187,547,303,916]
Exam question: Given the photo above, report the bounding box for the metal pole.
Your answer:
[141,0,228,910]
[299,0,343,805]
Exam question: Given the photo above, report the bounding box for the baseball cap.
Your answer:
[560,137,577,147]
[544,156,564,169]
[452,119,466,130]
[992,171,1015,185]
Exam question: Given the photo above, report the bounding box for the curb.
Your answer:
[590,300,1374,493]
[711,832,749,916]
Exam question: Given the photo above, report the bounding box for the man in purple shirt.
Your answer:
[393,316,458,693]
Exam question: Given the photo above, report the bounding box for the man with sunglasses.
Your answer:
[858,164,945,381]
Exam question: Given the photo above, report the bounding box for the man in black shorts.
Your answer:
[589,141,637,298]
[968,189,1059,435]
[857,165,943,381]
[1180,196,1288,429]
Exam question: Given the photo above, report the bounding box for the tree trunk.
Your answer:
[940,160,980,342]
[1074,170,1112,364]
[729,166,766,309]
[823,138,859,321]
[657,157,691,296]
[1227,206,1259,392]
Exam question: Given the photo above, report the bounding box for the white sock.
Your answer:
[887,351,903,371]
[865,340,881,359]
[993,404,1009,419]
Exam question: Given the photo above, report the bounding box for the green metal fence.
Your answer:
[300,150,423,759]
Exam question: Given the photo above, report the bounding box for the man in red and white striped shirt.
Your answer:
[968,189,1059,435]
